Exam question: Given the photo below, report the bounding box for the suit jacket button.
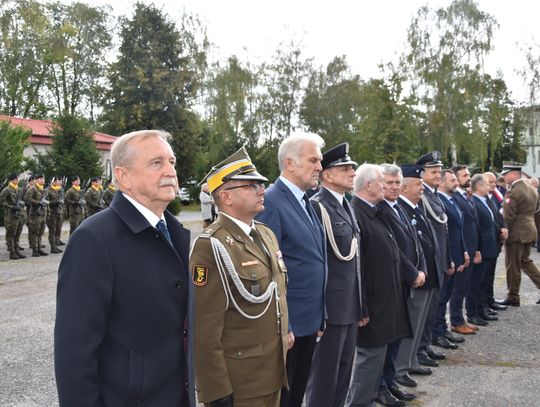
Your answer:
[237,351,242,357]
[183,329,187,337]
[176,280,184,288]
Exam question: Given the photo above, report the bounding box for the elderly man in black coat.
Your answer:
[345,164,411,407]
[54,130,195,407]
[306,143,368,407]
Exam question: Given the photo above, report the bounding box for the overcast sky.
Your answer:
[86,0,539,102]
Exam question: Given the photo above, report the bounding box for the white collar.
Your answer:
[399,195,417,209]
[323,186,344,205]
[122,193,165,227]
[279,175,306,204]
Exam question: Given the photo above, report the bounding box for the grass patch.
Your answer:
[181,203,201,212]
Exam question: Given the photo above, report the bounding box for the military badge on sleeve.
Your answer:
[192,265,208,287]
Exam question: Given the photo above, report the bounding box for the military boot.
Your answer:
[15,248,26,259]
[38,248,48,256]
[17,245,25,250]
[57,239,66,246]
[9,251,19,260]
[32,249,41,257]
[50,246,62,254]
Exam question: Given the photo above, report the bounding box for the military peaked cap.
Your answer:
[321,142,358,170]
[415,151,443,168]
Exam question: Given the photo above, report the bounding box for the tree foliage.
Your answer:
[25,114,102,181]
[0,120,30,178]
[101,2,207,183]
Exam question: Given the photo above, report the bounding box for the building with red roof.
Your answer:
[0,115,117,177]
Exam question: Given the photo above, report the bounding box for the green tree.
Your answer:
[100,2,207,183]
[0,120,30,178]
[0,0,53,117]
[401,0,498,164]
[26,114,102,181]
[46,1,113,118]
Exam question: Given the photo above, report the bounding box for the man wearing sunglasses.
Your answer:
[191,147,289,407]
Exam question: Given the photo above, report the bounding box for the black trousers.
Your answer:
[280,334,317,407]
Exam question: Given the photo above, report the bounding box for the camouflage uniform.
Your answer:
[102,184,116,208]
[25,184,48,256]
[1,183,25,259]
[46,185,64,253]
[65,186,85,235]
[85,185,104,217]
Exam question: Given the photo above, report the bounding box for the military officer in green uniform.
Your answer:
[102,180,116,207]
[190,148,290,407]
[65,176,85,235]
[1,173,26,259]
[46,175,64,254]
[17,175,34,251]
[85,177,104,217]
[25,174,48,257]
[497,162,540,306]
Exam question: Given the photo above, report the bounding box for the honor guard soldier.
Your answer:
[65,176,86,235]
[306,143,367,407]
[1,173,26,259]
[46,175,65,253]
[25,174,49,257]
[102,179,116,208]
[85,177,104,217]
[190,147,289,407]
[19,175,34,251]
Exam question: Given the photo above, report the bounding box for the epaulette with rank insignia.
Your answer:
[197,223,223,239]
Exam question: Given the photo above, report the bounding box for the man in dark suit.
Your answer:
[397,165,444,391]
[54,130,195,406]
[375,164,425,407]
[346,164,411,407]
[467,174,500,324]
[482,172,508,311]
[436,169,473,338]
[450,165,483,329]
[306,143,368,407]
[256,133,327,407]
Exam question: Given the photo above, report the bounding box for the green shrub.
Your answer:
[167,197,182,215]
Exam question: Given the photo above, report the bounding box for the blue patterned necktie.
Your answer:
[156,219,172,245]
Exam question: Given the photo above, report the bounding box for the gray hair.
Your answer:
[379,163,403,181]
[354,163,382,193]
[277,132,325,172]
[470,174,485,192]
[111,130,172,184]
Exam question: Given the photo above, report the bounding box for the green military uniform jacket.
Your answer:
[503,179,540,244]
[102,185,115,207]
[1,184,20,220]
[190,213,289,403]
[25,185,47,217]
[85,186,103,216]
[65,187,84,215]
[47,186,64,217]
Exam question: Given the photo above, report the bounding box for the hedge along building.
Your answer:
[0,115,117,179]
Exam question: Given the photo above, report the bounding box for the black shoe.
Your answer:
[375,389,406,407]
[432,336,458,349]
[496,298,520,307]
[490,302,507,310]
[389,384,416,401]
[426,346,446,360]
[445,331,465,343]
[9,252,19,260]
[537,298,540,304]
[32,250,40,257]
[38,249,48,256]
[418,352,439,367]
[41,244,46,248]
[394,374,417,388]
[484,308,498,316]
[15,249,26,259]
[468,316,488,326]
[479,312,498,321]
[410,366,432,376]
[17,245,25,250]
[50,248,62,254]
[58,240,66,246]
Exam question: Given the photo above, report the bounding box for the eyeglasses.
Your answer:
[224,182,266,193]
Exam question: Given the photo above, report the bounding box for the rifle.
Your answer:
[78,179,90,208]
